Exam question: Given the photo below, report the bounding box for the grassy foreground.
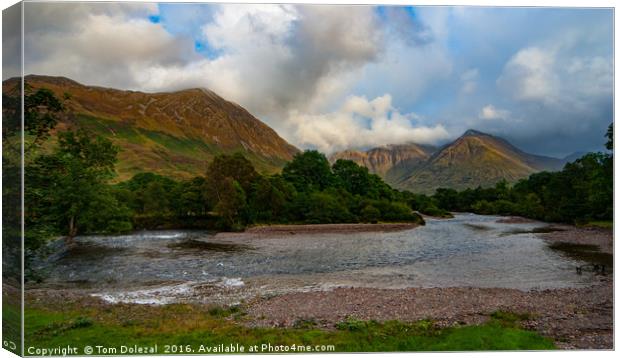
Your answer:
[21,302,555,354]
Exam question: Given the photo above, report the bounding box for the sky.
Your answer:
[12,2,614,157]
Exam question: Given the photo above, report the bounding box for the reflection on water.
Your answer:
[549,242,613,268]
[33,214,607,304]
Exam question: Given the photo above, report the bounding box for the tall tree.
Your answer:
[26,130,130,242]
[205,153,257,228]
[282,150,334,192]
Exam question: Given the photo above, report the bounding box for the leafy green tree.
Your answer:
[206,153,258,194]
[360,205,381,223]
[3,85,64,155]
[332,159,373,196]
[142,181,170,215]
[117,172,179,215]
[205,153,257,228]
[304,191,354,224]
[26,130,131,241]
[176,177,210,216]
[249,175,295,222]
[214,178,247,229]
[282,150,334,192]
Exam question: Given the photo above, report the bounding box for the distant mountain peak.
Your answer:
[462,129,490,137]
[330,129,565,194]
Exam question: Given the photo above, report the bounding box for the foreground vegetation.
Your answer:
[21,302,554,353]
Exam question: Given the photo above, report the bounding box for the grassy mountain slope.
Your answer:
[397,130,565,193]
[331,130,565,194]
[6,75,299,180]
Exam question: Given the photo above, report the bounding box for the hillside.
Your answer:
[5,75,299,180]
[397,130,565,193]
[329,144,436,183]
[333,130,565,194]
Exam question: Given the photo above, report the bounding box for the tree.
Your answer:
[282,150,334,192]
[214,178,247,229]
[206,153,258,194]
[248,175,295,222]
[304,191,353,224]
[360,205,381,223]
[3,84,64,155]
[26,130,131,241]
[205,153,257,228]
[332,159,372,196]
[3,85,66,268]
[176,177,210,216]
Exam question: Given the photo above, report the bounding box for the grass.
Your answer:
[581,221,613,229]
[69,114,286,180]
[22,302,556,354]
[3,300,22,355]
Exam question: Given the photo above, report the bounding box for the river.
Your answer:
[32,213,602,305]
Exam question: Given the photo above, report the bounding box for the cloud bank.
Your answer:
[20,3,613,156]
[289,95,450,154]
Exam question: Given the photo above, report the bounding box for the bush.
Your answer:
[304,191,355,224]
[360,205,381,223]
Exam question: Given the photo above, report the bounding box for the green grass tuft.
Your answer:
[23,305,555,353]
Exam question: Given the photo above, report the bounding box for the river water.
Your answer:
[34,213,602,305]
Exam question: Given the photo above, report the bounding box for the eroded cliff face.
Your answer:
[330,144,435,177]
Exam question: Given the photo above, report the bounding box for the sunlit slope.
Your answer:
[398,130,564,193]
[6,75,299,180]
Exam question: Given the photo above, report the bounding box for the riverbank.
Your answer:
[18,290,555,352]
[244,277,611,349]
[217,222,422,238]
[20,274,610,350]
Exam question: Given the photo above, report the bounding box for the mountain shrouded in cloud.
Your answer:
[19,2,613,157]
[289,94,449,154]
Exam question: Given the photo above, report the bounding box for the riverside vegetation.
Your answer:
[16,299,555,352]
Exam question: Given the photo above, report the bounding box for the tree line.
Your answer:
[421,124,613,224]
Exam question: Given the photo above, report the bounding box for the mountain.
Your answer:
[562,151,587,163]
[5,75,299,180]
[329,144,436,183]
[333,130,565,194]
[398,130,564,193]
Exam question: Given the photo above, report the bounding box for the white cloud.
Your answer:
[24,3,194,88]
[479,104,509,120]
[288,94,450,154]
[497,47,557,102]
